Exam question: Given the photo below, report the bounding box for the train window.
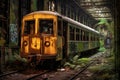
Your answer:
[92,34,94,41]
[96,36,97,41]
[76,29,79,40]
[82,31,85,41]
[79,29,81,40]
[90,34,91,41]
[94,35,95,41]
[80,30,82,41]
[95,35,96,41]
[58,19,62,36]
[70,26,75,40]
[96,36,98,41]
[39,19,53,34]
[90,33,93,41]
[24,20,35,34]
[93,35,94,41]
[97,36,99,41]
[86,32,89,41]
[89,34,91,41]
[95,35,97,41]
[84,31,86,41]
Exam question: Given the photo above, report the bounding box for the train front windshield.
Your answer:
[24,20,35,34]
[39,19,53,34]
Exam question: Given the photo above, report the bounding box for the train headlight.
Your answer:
[23,41,28,46]
[44,41,50,47]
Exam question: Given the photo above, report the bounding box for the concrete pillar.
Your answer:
[0,37,6,73]
[0,46,5,73]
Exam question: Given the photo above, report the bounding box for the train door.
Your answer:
[57,18,63,60]
[57,18,68,60]
[62,21,68,58]
[39,19,56,55]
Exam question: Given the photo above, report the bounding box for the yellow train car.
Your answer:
[20,11,100,65]
[21,11,64,64]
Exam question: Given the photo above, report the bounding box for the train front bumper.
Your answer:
[26,54,56,62]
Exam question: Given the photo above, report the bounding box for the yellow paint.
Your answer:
[31,37,40,49]
[21,12,58,57]
[21,36,29,54]
[44,37,57,55]
[25,45,29,53]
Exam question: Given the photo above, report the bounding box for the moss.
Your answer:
[73,55,79,61]
[89,63,114,73]
[64,55,91,69]
[92,73,116,80]
[64,62,76,69]
[89,54,115,80]
[88,65,101,72]
[99,47,106,52]
[106,56,114,63]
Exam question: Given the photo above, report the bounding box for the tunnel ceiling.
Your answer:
[76,0,114,21]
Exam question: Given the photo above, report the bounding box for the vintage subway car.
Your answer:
[20,11,100,65]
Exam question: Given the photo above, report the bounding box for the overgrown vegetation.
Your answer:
[88,55,116,80]
[64,55,91,70]
[5,50,28,70]
[98,38,106,52]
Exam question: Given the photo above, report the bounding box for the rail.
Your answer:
[26,70,51,80]
[69,61,94,80]
[0,70,23,77]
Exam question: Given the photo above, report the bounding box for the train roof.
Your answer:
[25,11,100,34]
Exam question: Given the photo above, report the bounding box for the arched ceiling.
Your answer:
[76,0,114,21]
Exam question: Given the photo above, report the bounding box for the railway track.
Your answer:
[0,52,105,80]
[0,70,23,77]
[67,52,106,80]
[0,68,45,80]
[0,70,24,78]
[0,62,96,80]
[25,52,105,80]
[0,69,53,80]
[0,70,24,80]
[26,70,51,80]
[69,61,94,80]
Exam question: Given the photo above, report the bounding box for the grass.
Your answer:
[88,54,116,80]
[64,55,91,70]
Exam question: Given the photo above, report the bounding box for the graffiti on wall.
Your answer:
[9,24,18,46]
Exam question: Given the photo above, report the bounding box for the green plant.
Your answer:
[64,55,91,69]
